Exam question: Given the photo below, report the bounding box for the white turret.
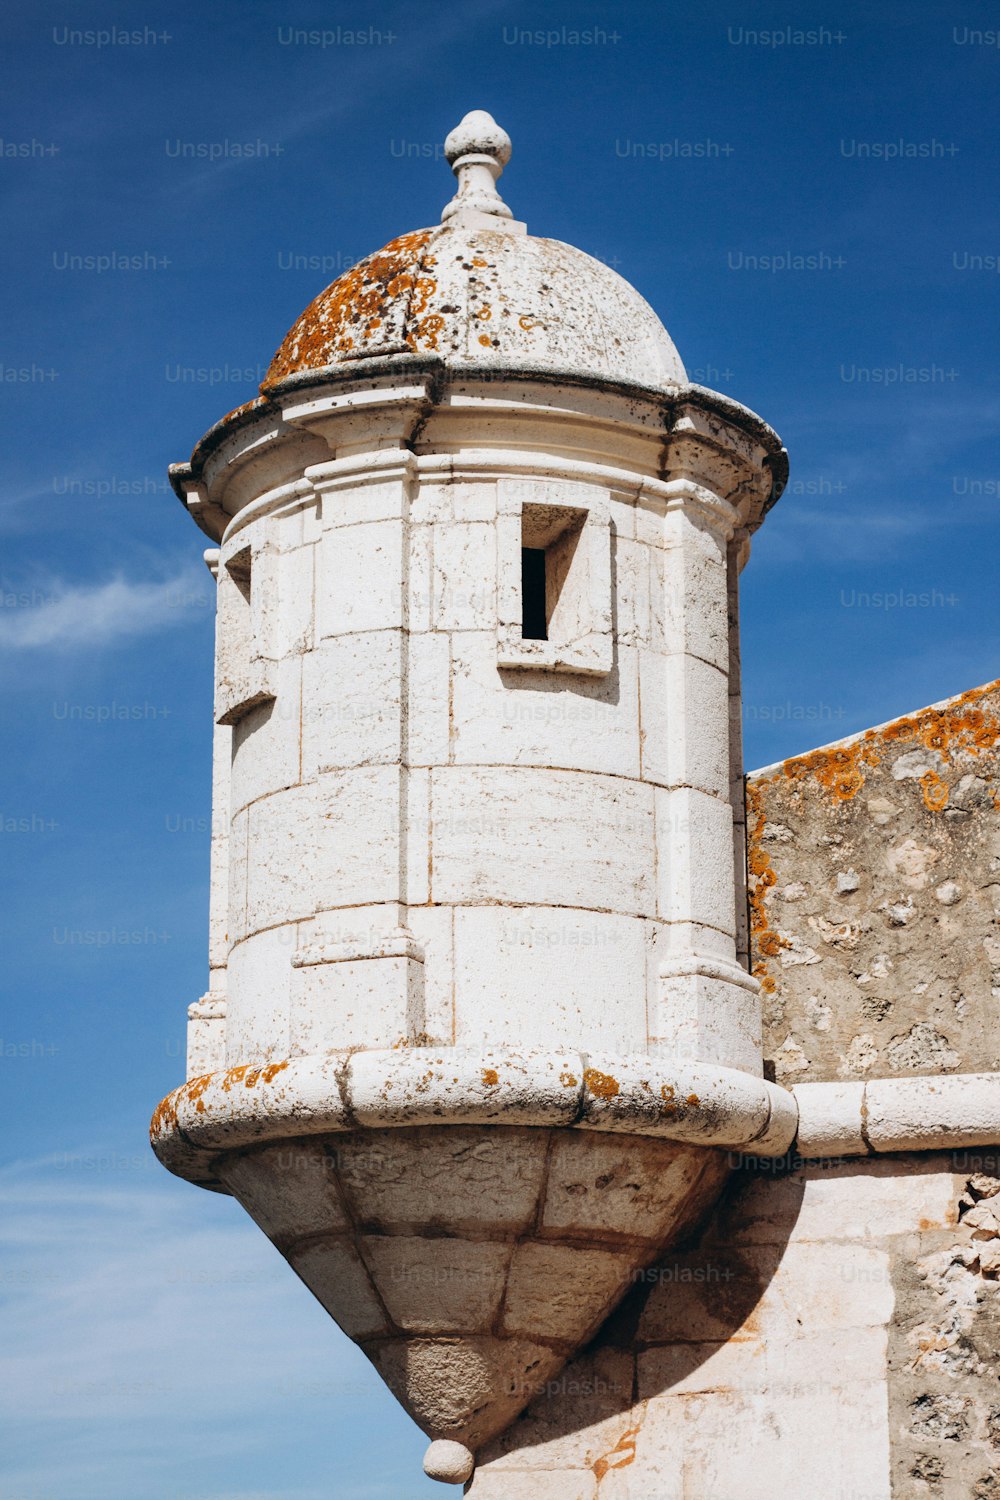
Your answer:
[152,110,795,1486]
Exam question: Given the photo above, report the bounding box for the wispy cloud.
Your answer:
[0,568,210,649]
[0,1157,421,1500]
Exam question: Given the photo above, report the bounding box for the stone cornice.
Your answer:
[150,1047,799,1191]
[169,359,787,543]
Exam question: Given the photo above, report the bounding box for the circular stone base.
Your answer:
[424,1440,475,1484]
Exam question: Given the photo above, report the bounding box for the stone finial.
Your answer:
[442,109,513,222]
[423,1440,475,1485]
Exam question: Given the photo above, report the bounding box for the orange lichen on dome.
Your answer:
[263,229,434,385]
[405,313,445,351]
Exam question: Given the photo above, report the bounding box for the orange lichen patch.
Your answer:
[518,314,540,331]
[149,1087,181,1139]
[686,1093,700,1106]
[785,741,871,803]
[920,771,950,812]
[774,680,1000,801]
[481,1068,500,1088]
[748,678,1000,998]
[584,1068,620,1101]
[406,313,445,351]
[475,305,492,320]
[660,1083,678,1116]
[478,333,492,347]
[560,1070,578,1088]
[745,780,788,999]
[214,1060,289,1094]
[593,1425,640,1480]
[263,229,434,384]
[410,276,437,315]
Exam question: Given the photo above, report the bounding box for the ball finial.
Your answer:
[423,1440,476,1484]
[442,109,513,223]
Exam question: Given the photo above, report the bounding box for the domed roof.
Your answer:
[263,112,685,393]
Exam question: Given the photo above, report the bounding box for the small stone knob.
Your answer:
[423,1439,476,1484]
[442,109,513,223]
[444,109,512,169]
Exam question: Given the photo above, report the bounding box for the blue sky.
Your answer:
[1,1,997,1495]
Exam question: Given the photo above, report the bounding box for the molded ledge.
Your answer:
[794,1073,1000,1158]
[149,1047,798,1191]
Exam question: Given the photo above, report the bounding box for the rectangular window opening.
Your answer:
[226,545,252,604]
[521,546,548,640]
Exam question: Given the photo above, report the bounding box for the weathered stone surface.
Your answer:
[748,680,1000,1083]
[214,1125,728,1456]
[501,1243,637,1343]
[429,764,656,916]
[216,1140,347,1241]
[469,1152,991,1498]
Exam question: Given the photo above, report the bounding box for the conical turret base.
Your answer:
[215,1124,730,1453]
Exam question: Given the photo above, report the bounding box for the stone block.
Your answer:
[300,632,403,775]
[217,1139,348,1241]
[405,903,454,1043]
[227,804,249,946]
[656,784,739,937]
[290,950,424,1054]
[405,632,451,766]
[407,521,434,630]
[453,479,498,523]
[639,649,730,794]
[317,520,404,636]
[332,1126,548,1238]
[229,655,302,814]
[476,1348,635,1472]
[361,1235,509,1332]
[245,767,402,934]
[403,766,431,906]
[502,1242,636,1344]
[612,534,651,647]
[287,1237,389,1340]
[650,533,728,671]
[255,541,315,659]
[451,905,648,1052]
[432,521,496,630]
[541,1132,707,1242]
[718,1155,960,1246]
[186,992,226,1078]
[450,630,640,778]
[224,923,294,1064]
[431,766,655,917]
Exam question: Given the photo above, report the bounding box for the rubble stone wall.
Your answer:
[746,680,1000,1085]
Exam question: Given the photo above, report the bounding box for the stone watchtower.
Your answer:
[152,111,795,1485]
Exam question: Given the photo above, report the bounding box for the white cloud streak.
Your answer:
[0,569,211,649]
